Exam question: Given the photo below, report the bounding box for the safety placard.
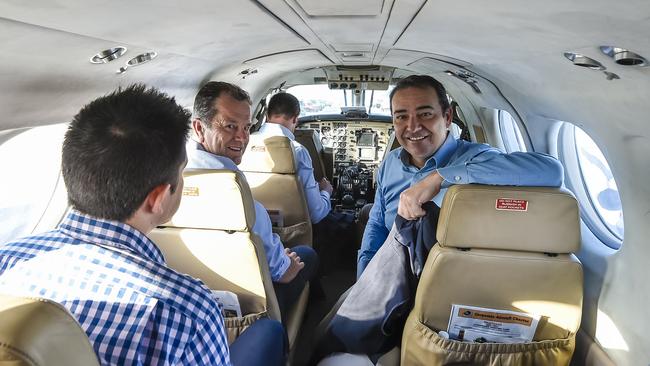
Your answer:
[495,198,528,211]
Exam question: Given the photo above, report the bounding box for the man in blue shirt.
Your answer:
[257,92,333,224]
[0,85,286,366]
[188,82,318,323]
[358,75,564,277]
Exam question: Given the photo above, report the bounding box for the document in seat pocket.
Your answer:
[447,304,539,343]
[267,209,284,228]
[211,290,242,318]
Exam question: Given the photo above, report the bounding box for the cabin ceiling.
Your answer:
[0,0,649,131]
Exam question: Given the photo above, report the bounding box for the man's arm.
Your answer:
[294,146,331,223]
[398,148,564,219]
[357,171,389,278]
[251,201,292,281]
[437,148,564,188]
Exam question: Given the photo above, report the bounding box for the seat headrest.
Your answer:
[294,128,324,152]
[239,135,296,174]
[0,294,100,366]
[164,169,256,231]
[437,185,580,253]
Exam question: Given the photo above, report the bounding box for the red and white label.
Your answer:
[495,198,528,211]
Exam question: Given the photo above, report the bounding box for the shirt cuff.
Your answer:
[320,190,331,199]
[437,164,470,188]
[274,252,291,282]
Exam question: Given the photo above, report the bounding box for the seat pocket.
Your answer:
[224,311,268,345]
[401,316,575,366]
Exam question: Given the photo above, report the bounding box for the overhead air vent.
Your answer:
[600,46,647,66]
[90,47,127,64]
[563,52,604,70]
[116,51,158,74]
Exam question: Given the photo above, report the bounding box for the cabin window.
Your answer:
[0,124,67,244]
[498,110,527,152]
[558,123,624,247]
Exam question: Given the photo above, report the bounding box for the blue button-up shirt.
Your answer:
[256,123,331,223]
[358,134,564,277]
[186,141,291,281]
[0,211,230,365]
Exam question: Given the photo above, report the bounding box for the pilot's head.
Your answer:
[266,92,300,133]
[390,75,453,168]
[192,81,252,165]
[62,84,190,227]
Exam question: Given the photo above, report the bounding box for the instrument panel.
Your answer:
[302,121,393,167]
[297,120,394,211]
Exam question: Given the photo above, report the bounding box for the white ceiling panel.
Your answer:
[294,0,384,16]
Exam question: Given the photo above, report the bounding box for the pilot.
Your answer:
[0,85,286,366]
[358,75,565,277]
[256,92,333,223]
[187,81,318,323]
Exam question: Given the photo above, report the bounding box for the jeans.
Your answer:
[273,245,318,323]
[230,318,287,366]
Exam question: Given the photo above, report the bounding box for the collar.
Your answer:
[57,210,165,264]
[259,122,295,140]
[399,132,457,170]
[187,140,240,171]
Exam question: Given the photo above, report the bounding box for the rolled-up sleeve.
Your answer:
[437,147,564,188]
[294,145,331,223]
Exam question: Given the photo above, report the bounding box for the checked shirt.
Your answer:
[0,210,231,365]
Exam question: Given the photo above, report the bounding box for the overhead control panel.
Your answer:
[323,65,394,90]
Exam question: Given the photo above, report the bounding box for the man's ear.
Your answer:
[192,119,205,143]
[444,108,453,129]
[144,183,172,215]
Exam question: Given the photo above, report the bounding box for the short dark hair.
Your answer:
[62,84,190,221]
[193,81,251,129]
[267,92,300,119]
[389,75,450,114]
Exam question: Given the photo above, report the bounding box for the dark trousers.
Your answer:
[230,318,287,366]
[273,245,319,323]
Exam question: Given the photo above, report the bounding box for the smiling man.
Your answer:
[357,75,564,277]
[186,82,318,323]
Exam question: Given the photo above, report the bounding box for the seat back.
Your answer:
[0,294,99,366]
[294,128,328,182]
[149,169,280,321]
[239,134,312,247]
[402,185,583,365]
[382,131,401,161]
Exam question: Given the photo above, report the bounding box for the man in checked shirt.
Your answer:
[0,85,286,365]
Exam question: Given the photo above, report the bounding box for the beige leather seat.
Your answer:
[294,128,328,182]
[402,185,583,366]
[239,134,313,247]
[0,294,99,366]
[149,169,307,350]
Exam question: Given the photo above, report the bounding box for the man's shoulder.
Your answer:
[0,230,71,257]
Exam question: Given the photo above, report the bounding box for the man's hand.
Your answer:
[277,248,305,283]
[319,177,334,195]
[398,172,444,220]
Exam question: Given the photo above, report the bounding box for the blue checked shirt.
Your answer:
[0,211,231,366]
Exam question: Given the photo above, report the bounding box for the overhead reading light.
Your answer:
[600,46,647,66]
[116,51,158,74]
[563,52,605,70]
[90,47,127,64]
